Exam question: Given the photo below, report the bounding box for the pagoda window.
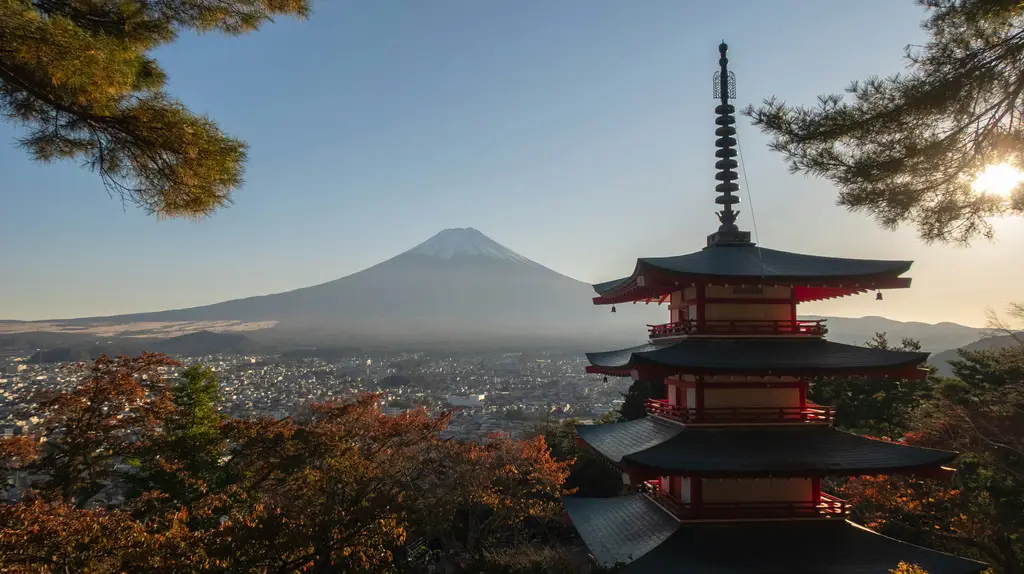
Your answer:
[702,387,800,410]
[703,302,793,322]
[701,478,813,503]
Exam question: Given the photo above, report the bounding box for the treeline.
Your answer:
[0,354,617,573]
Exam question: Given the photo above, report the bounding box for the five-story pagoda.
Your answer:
[562,43,986,574]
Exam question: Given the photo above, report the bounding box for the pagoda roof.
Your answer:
[564,495,986,573]
[576,420,957,477]
[593,244,912,304]
[585,338,930,378]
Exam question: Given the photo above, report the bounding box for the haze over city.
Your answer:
[2,0,1021,326]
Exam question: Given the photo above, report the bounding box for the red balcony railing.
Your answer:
[647,319,827,339]
[642,481,850,521]
[645,398,834,425]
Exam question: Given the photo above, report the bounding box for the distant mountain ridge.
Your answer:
[0,228,991,351]
[800,315,986,352]
[26,331,260,364]
[928,333,1022,377]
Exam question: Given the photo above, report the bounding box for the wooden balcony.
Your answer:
[645,399,834,425]
[647,319,827,339]
[642,482,850,521]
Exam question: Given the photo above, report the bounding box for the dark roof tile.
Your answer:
[594,245,913,295]
[621,425,957,476]
[587,338,929,375]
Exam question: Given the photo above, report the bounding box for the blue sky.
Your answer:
[2,0,1021,325]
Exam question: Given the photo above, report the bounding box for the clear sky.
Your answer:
[1,0,1021,326]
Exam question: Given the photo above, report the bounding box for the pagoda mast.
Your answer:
[708,41,750,247]
[561,43,986,574]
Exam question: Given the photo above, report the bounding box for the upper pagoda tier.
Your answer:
[585,338,930,379]
[563,495,986,573]
[593,245,913,305]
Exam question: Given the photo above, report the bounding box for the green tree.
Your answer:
[133,364,226,505]
[746,0,1024,243]
[533,418,624,498]
[810,333,935,436]
[618,379,665,421]
[1,0,309,219]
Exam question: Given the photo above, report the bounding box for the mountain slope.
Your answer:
[56,228,646,343]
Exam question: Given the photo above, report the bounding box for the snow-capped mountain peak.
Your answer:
[405,228,535,264]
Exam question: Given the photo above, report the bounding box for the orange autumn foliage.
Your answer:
[1,353,574,573]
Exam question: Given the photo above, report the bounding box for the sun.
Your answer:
[971,163,1024,197]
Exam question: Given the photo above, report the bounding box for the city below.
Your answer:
[2,349,621,446]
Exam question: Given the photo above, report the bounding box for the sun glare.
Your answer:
[971,163,1024,197]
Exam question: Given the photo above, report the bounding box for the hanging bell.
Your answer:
[611,305,617,313]
[603,376,608,383]
[875,292,883,301]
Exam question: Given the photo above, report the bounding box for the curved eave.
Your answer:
[622,518,986,574]
[593,273,912,305]
[565,497,985,573]
[585,340,931,379]
[563,495,679,568]
[576,421,958,480]
[575,418,683,465]
[620,426,958,479]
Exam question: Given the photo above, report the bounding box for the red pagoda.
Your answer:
[562,43,986,574]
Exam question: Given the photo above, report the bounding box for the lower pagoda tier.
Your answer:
[585,339,929,379]
[578,418,957,479]
[562,495,986,573]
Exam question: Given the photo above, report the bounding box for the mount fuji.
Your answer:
[31,228,651,346]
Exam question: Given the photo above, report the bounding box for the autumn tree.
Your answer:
[0,0,309,218]
[28,353,178,507]
[0,498,213,573]
[0,434,37,472]
[892,563,931,574]
[3,354,581,573]
[810,334,936,436]
[746,0,1024,243]
[407,432,572,571]
[840,337,1023,573]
